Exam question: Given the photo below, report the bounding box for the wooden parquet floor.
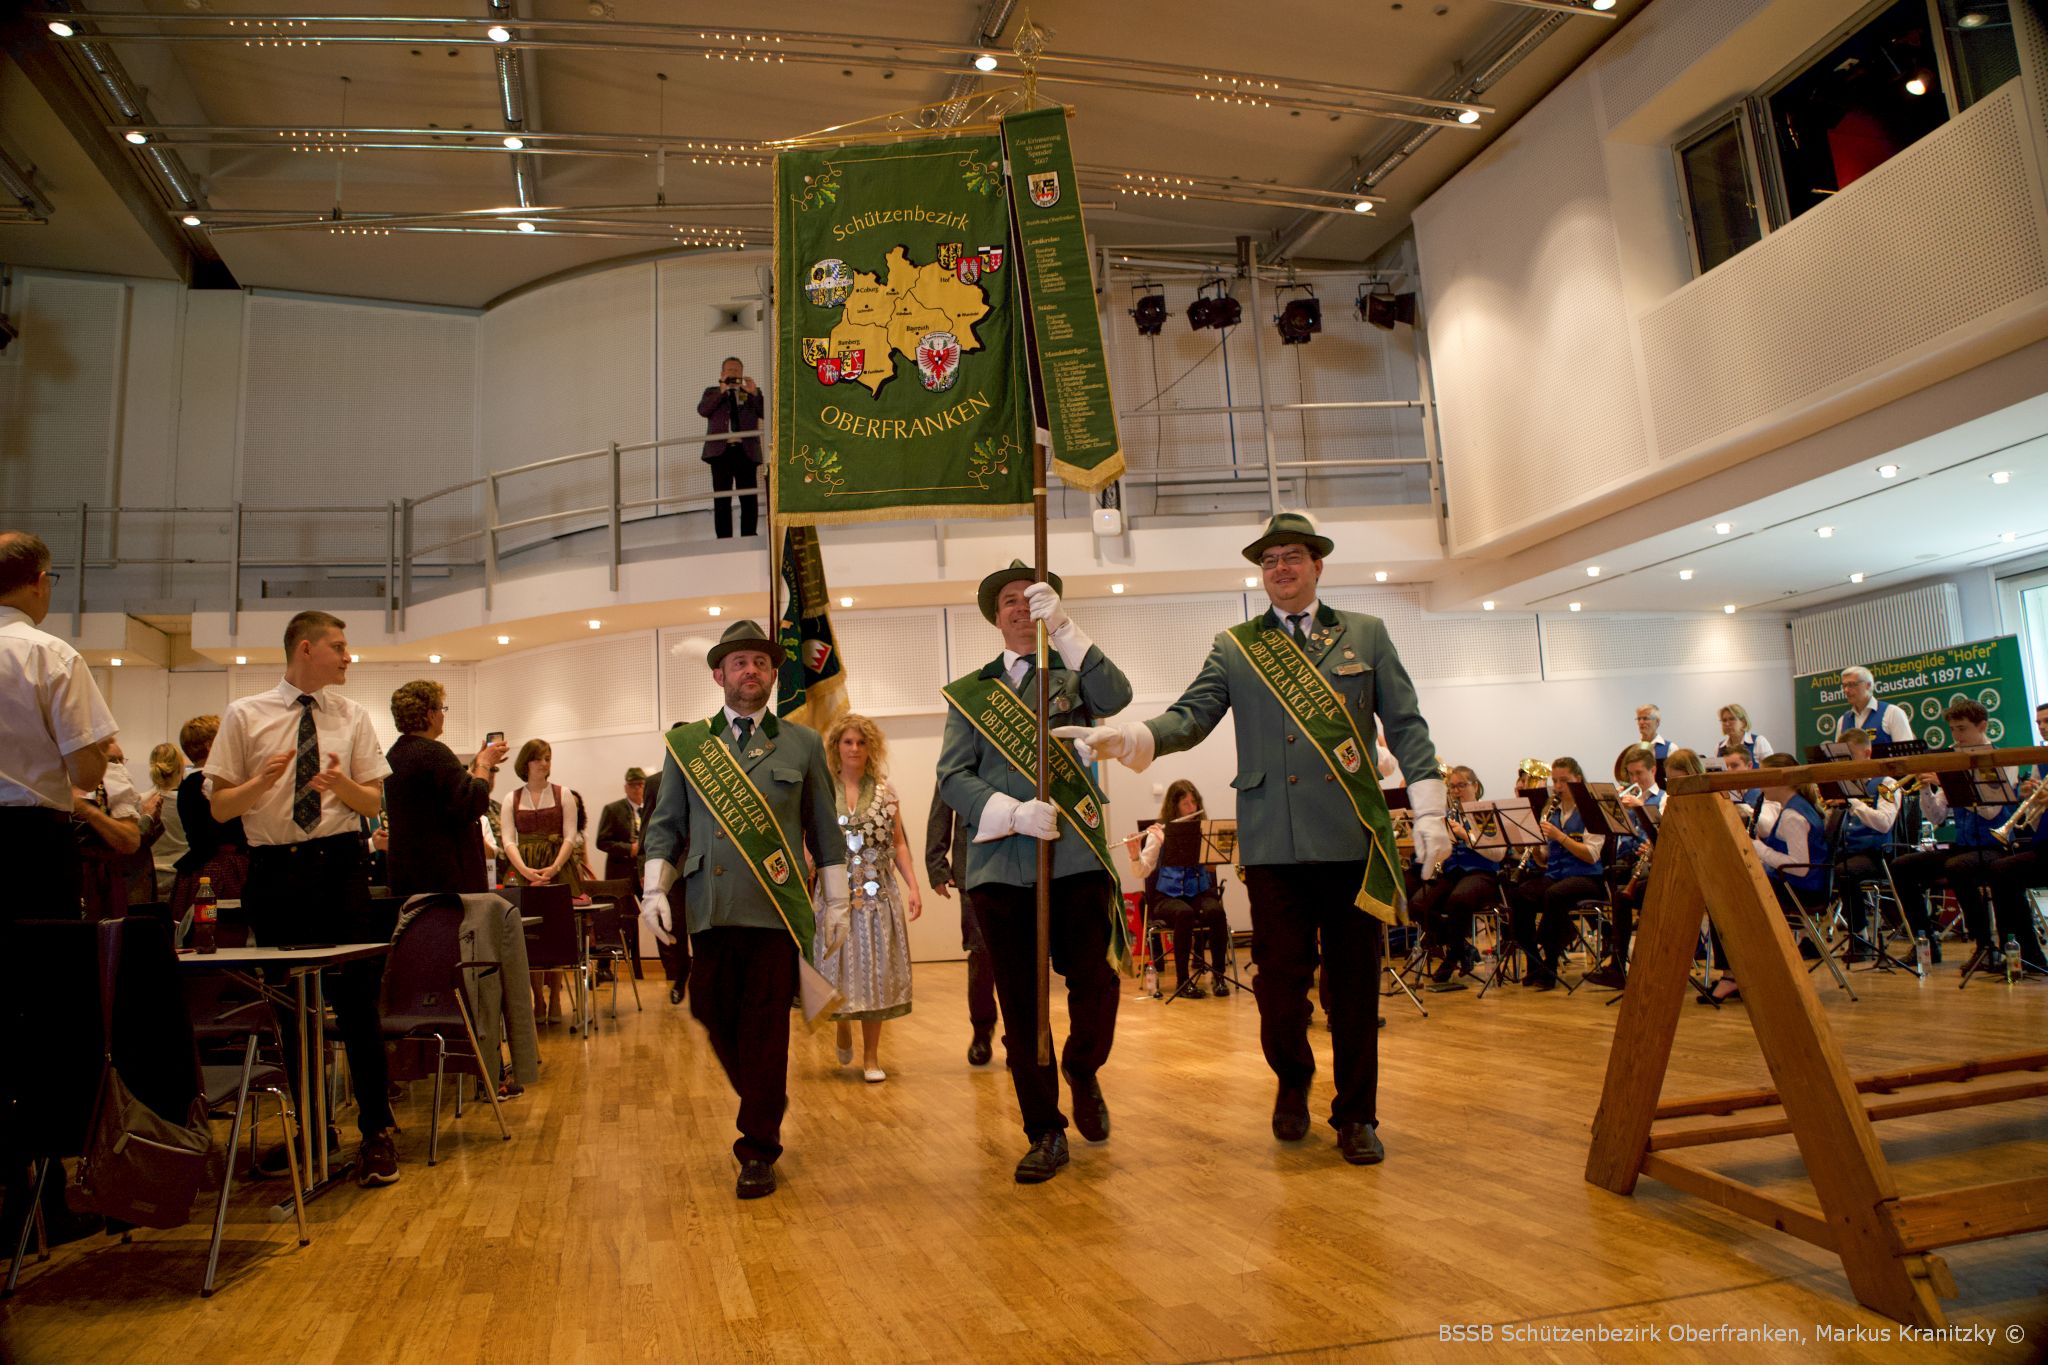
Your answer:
[3,956,2045,1364]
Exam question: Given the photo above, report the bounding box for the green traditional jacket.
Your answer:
[1147,602,1437,867]
[937,645,1132,890]
[642,711,846,936]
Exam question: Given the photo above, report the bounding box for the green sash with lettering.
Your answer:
[664,717,818,957]
[1223,620,1406,924]
[940,672,1133,972]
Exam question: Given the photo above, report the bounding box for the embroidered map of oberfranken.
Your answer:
[829,246,991,395]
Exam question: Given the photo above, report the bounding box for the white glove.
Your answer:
[1011,799,1061,842]
[1052,720,1156,773]
[818,864,850,954]
[1408,776,1451,879]
[639,887,675,946]
[1023,581,1069,632]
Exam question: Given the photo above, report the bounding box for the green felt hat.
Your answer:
[1242,511,1334,565]
[976,559,1065,625]
[706,619,786,670]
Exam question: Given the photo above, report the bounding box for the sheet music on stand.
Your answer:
[1470,796,1544,852]
[1157,816,1236,868]
[1936,747,2020,810]
[1567,780,1646,844]
[1803,741,1853,764]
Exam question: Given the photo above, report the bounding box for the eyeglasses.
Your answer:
[1259,549,1312,570]
[42,571,61,586]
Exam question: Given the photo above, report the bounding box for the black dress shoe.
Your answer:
[967,1025,994,1067]
[669,983,684,1005]
[1013,1131,1070,1184]
[735,1160,776,1199]
[1272,1084,1311,1141]
[1209,977,1230,997]
[1063,1067,1110,1143]
[1337,1122,1385,1166]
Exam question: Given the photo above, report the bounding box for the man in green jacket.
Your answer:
[938,560,1133,1184]
[1058,513,1448,1167]
[640,620,848,1200]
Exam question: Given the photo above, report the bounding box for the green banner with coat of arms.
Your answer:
[774,135,1034,525]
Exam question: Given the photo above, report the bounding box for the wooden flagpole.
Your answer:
[1032,441,1053,1068]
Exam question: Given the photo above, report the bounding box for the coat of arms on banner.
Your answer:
[1028,172,1060,207]
[1335,738,1362,774]
[805,259,853,308]
[803,638,833,672]
[978,245,1004,271]
[765,850,792,885]
[802,337,830,366]
[937,241,963,270]
[955,256,982,285]
[836,346,865,381]
[1076,795,1102,830]
[916,331,961,392]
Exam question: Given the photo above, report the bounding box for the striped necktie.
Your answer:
[292,694,321,832]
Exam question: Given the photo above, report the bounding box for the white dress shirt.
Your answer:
[0,605,118,810]
[1751,800,1811,872]
[1836,703,1916,744]
[203,678,390,846]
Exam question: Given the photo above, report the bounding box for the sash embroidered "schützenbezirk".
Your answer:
[664,717,818,957]
[941,671,1133,971]
[1223,620,1405,923]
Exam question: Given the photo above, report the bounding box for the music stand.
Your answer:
[1472,797,1546,1000]
[1825,779,1922,978]
[1154,819,1248,1004]
[1936,756,2044,987]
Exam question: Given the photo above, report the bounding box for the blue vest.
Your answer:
[1616,790,1661,863]
[1761,794,1828,893]
[1953,799,2016,850]
[1155,862,1214,900]
[1546,806,1603,880]
[1838,700,1895,741]
[1841,778,1893,853]
[1446,837,1498,877]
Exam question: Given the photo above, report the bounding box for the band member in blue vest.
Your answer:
[1406,764,1504,984]
[1632,706,1672,764]
[1702,754,1833,1004]
[1833,665,1915,744]
[1506,756,1605,991]
[1585,744,1664,989]
[1832,728,1902,963]
[1887,699,2018,969]
[1715,703,1773,765]
[1135,780,1231,998]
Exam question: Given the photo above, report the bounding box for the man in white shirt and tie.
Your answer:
[0,531,116,920]
[205,610,400,1187]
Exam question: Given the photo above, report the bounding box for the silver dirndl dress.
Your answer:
[818,778,913,1021]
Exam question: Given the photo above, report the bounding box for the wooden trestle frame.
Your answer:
[1585,745,2048,1328]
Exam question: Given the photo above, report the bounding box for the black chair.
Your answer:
[380,897,511,1164]
[3,920,105,1296]
[519,883,586,1033]
[580,879,642,1024]
[1761,807,1857,1000]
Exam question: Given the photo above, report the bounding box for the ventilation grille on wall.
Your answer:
[1791,584,1963,676]
[1544,611,1789,681]
[835,608,949,716]
[1641,86,2048,461]
[657,624,730,727]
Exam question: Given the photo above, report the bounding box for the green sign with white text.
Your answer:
[1793,635,2030,751]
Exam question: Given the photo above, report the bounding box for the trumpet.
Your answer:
[1991,783,2048,847]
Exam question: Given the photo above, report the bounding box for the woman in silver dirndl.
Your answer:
[817,713,921,1082]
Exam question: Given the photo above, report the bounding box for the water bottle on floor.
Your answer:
[1142,961,1159,998]
[1915,933,1931,978]
[2004,934,2020,984]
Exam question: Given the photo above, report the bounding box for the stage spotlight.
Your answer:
[1275,290,1321,346]
[1187,282,1240,331]
[1359,288,1415,330]
[1129,287,1167,337]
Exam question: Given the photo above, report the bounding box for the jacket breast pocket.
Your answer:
[1231,770,1266,799]
[1331,663,1375,716]
[681,852,704,877]
[765,765,803,786]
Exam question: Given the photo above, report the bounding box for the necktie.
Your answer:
[292,694,321,832]
[731,716,754,750]
[1287,612,1309,646]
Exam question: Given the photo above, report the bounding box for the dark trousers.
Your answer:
[245,835,394,1138]
[657,932,691,997]
[706,447,760,539]
[966,873,1120,1140]
[1158,889,1229,983]
[1607,885,1641,974]
[1509,874,1604,979]
[962,905,997,1029]
[1408,868,1498,960]
[1,807,82,921]
[1891,846,2001,947]
[1837,851,1889,935]
[1986,848,2048,964]
[1243,862,1380,1129]
[687,926,795,1164]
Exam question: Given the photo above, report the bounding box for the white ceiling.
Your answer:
[0,0,1644,307]
[1486,390,2048,615]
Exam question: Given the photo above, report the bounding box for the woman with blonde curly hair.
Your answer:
[817,711,922,1082]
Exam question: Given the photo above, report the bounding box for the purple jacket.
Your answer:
[698,384,765,463]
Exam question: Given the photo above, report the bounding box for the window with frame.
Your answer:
[1674,0,2021,276]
